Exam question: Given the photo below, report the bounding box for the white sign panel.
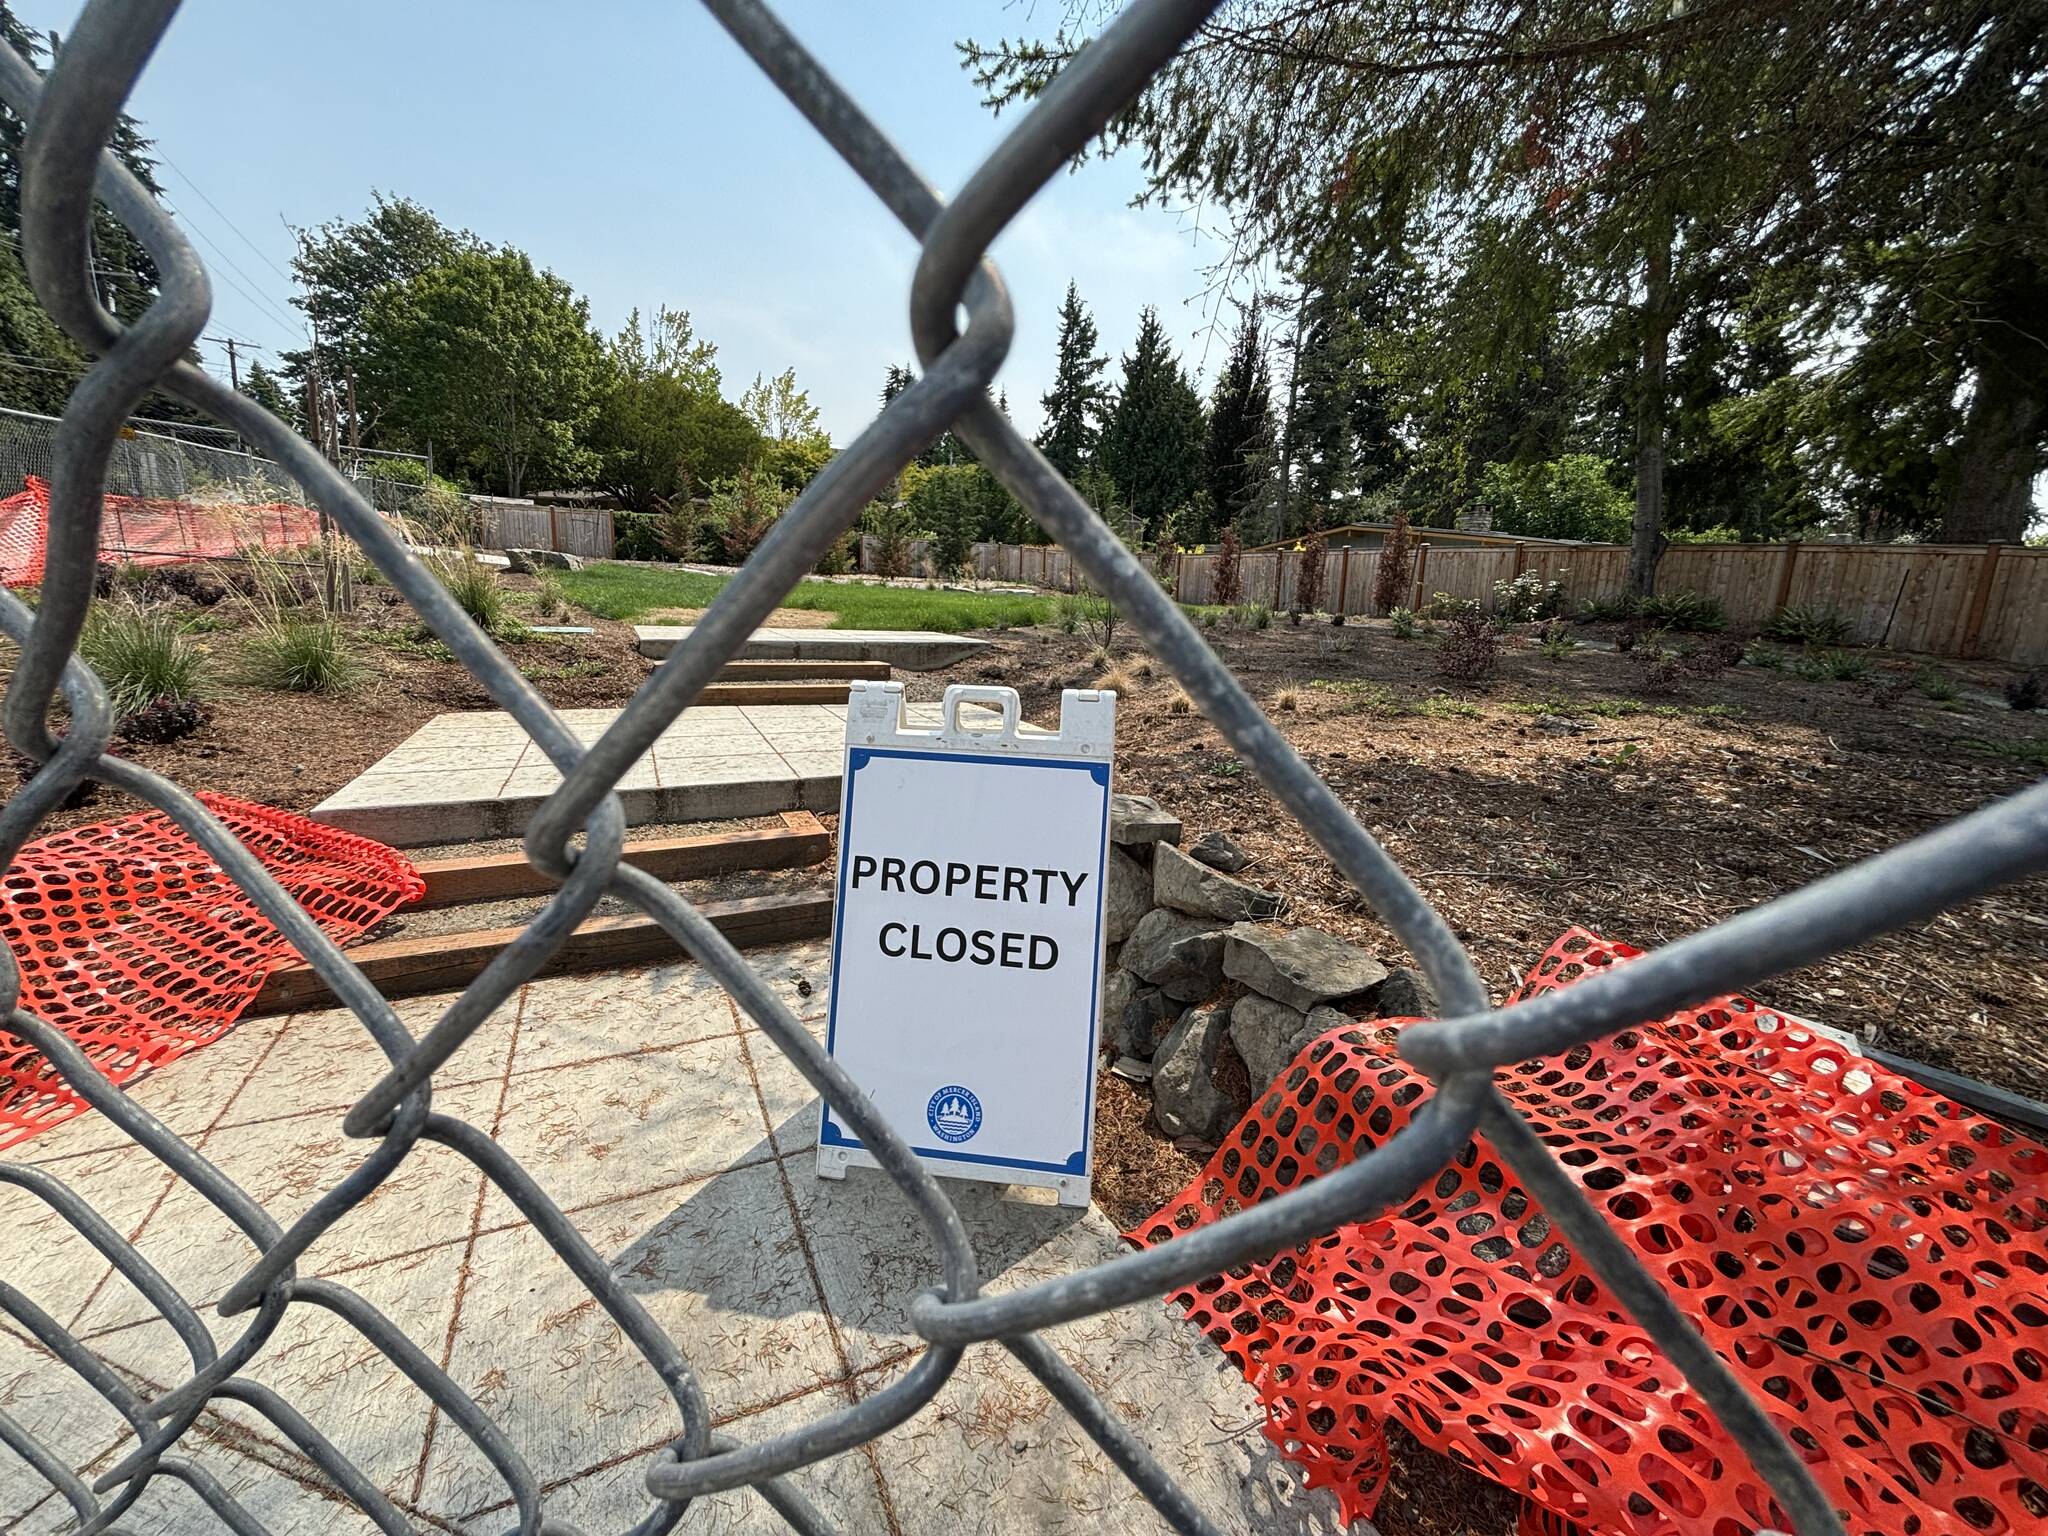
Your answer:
[817,683,1114,1207]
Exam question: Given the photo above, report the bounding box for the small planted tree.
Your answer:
[1295,526,1328,616]
[870,501,915,578]
[1373,512,1413,616]
[1213,525,1243,607]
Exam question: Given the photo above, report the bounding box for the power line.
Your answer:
[154,155,296,286]
[159,203,304,344]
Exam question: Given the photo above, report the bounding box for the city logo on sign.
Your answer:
[926,1086,982,1144]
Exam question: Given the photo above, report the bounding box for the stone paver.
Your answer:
[311,701,974,846]
[0,944,1350,1535]
[634,625,992,670]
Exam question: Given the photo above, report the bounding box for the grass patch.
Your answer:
[1967,737,2048,768]
[240,616,364,694]
[80,598,207,713]
[557,563,1052,632]
[1309,679,1406,717]
[1416,694,1481,720]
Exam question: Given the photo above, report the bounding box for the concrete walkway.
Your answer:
[313,703,931,847]
[634,626,992,670]
[1,941,1348,1535]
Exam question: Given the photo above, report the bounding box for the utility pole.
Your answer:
[204,336,252,392]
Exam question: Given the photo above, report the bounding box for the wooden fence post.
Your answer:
[1960,543,2004,659]
[1511,542,1527,579]
[1339,547,1353,616]
[1174,550,1185,602]
[1411,542,1430,610]
[547,505,562,553]
[1771,541,1802,616]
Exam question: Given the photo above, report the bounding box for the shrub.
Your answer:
[80,599,208,714]
[1435,612,1499,682]
[1765,603,1853,646]
[702,468,792,566]
[1493,569,1567,623]
[1743,639,1789,669]
[1212,526,1243,607]
[241,616,364,694]
[2006,672,2044,711]
[1913,667,1959,702]
[1632,638,1686,692]
[1613,621,1642,653]
[1388,606,1418,639]
[1795,648,1876,682]
[1054,593,1085,634]
[813,532,856,577]
[1537,618,1578,660]
[117,696,209,745]
[870,501,915,579]
[1636,589,1726,632]
[1373,513,1414,615]
[1422,590,1479,621]
[1577,592,1640,623]
[1474,454,1631,543]
[1237,601,1273,630]
[1294,527,1328,616]
[1274,687,1299,711]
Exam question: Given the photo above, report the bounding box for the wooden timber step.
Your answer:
[254,890,834,1013]
[692,682,861,706]
[714,660,890,682]
[410,812,828,908]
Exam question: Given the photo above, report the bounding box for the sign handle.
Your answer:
[939,685,1021,744]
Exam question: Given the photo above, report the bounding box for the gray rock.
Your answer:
[1223,924,1389,1013]
[1110,793,1182,856]
[1152,1003,1241,1142]
[1100,966,1137,1043]
[1371,965,1440,1020]
[1112,985,1179,1060]
[1153,842,1282,924]
[1188,830,1250,873]
[1532,713,1584,734]
[1229,997,1354,1087]
[1105,846,1153,944]
[1121,908,1228,1003]
[504,547,585,573]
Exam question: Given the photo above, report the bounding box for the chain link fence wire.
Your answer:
[0,0,2044,1531]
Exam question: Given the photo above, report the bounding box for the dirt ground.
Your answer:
[12,575,2048,1536]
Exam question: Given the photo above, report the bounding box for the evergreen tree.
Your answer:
[880,362,964,467]
[1036,281,1108,480]
[880,364,914,408]
[238,359,298,431]
[1288,241,1401,530]
[1203,308,1275,542]
[1099,306,1205,538]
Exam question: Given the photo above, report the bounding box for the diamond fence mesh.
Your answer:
[0,1,2044,1533]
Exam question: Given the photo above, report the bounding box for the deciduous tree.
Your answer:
[360,247,603,497]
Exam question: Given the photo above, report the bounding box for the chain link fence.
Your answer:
[0,404,428,519]
[1,1,2044,1532]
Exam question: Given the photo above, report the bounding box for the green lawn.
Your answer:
[556,563,1052,633]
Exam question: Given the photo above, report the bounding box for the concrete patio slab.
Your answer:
[0,944,1346,1536]
[635,624,993,670]
[311,701,973,846]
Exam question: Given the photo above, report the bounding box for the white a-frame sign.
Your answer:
[817,683,1114,1208]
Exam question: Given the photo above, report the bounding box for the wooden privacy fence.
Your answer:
[948,537,2048,665]
[469,498,615,560]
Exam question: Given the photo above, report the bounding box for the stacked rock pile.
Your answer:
[1100,794,1439,1144]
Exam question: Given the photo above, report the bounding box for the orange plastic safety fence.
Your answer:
[1128,929,2048,1536]
[0,793,422,1148]
[0,475,324,586]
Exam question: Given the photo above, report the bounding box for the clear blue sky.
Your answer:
[16,0,1244,445]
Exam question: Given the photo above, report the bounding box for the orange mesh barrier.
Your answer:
[0,793,422,1147]
[1128,929,2048,1536]
[0,475,324,586]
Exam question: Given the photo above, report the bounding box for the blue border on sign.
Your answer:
[818,745,1110,1176]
